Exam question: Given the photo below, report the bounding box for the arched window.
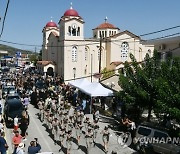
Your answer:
[68,26,71,36]
[85,47,88,61]
[72,28,76,36]
[121,42,129,62]
[98,50,100,60]
[72,46,77,62]
[102,31,104,38]
[148,49,152,57]
[77,27,80,36]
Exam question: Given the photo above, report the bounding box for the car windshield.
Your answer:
[3,87,15,92]
[7,96,20,100]
[9,103,23,112]
[138,127,151,136]
[9,87,15,91]
[154,131,169,139]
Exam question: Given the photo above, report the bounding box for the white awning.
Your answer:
[69,79,113,97]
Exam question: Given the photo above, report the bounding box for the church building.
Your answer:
[41,4,154,81]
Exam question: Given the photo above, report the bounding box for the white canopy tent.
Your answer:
[68,78,91,89]
[68,79,114,113]
[79,82,114,97]
[69,78,113,97]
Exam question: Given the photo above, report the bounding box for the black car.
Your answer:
[3,99,24,127]
[6,93,21,101]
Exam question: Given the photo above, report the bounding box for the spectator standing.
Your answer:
[0,119,4,133]
[14,115,19,132]
[23,95,30,109]
[28,138,41,154]
[13,143,24,154]
[19,112,29,138]
[0,131,8,154]
[0,98,2,115]
[12,131,22,146]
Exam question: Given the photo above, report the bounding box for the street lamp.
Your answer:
[73,67,76,80]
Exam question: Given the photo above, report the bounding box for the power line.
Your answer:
[0,24,180,48]
[0,0,10,38]
[145,32,180,41]
[109,25,180,42]
[140,25,180,37]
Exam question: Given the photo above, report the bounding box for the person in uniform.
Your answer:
[75,121,83,149]
[92,120,99,145]
[85,128,94,154]
[66,130,72,154]
[58,125,65,152]
[101,126,110,153]
[52,118,59,145]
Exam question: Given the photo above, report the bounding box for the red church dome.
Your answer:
[46,21,57,28]
[64,4,79,17]
[64,8,79,17]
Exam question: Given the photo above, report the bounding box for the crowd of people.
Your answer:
[35,78,110,154]
[0,71,113,154]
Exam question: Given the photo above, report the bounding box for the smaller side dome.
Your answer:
[95,22,117,29]
[46,20,57,28]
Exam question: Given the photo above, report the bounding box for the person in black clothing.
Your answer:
[30,90,38,108]
[19,112,29,138]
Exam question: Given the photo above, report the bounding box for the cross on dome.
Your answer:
[70,2,73,9]
[50,16,53,22]
[104,16,108,23]
[63,3,79,17]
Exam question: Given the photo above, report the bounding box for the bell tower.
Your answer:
[42,19,59,60]
[59,3,84,40]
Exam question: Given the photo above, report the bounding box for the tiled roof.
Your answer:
[94,22,119,30]
[37,61,54,66]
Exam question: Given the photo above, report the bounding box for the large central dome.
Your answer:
[63,4,79,17]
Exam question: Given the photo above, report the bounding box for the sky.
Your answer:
[0,0,180,52]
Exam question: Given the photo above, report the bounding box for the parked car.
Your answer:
[133,122,180,154]
[3,99,24,127]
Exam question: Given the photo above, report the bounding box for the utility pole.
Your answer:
[98,36,102,82]
[91,54,93,82]
[35,47,37,54]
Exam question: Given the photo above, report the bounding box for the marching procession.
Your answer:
[0,70,119,154]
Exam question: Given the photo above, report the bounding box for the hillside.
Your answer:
[0,44,34,56]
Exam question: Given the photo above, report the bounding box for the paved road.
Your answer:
[5,103,136,154]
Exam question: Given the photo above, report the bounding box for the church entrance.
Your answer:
[47,67,54,76]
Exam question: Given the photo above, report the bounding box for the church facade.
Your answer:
[42,5,154,81]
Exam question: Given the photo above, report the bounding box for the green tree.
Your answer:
[154,57,180,121]
[117,51,180,122]
[101,67,115,79]
[29,54,38,65]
